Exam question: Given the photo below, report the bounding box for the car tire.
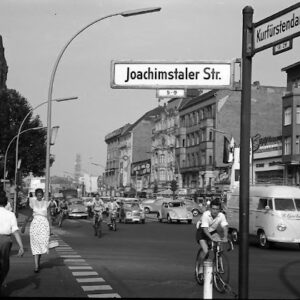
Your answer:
[141,219,145,224]
[257,230,271,249]
[192,209,199,217]
[230,229,239,244]
[167,215,172,223]
[188,220,192,224]
[144,207,150,214]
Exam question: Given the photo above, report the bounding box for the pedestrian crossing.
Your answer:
[53,234,121,298]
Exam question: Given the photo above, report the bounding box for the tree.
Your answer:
[0,89,47,181]
[170,179,178,200]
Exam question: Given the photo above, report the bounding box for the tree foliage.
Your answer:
[0,89,47,181]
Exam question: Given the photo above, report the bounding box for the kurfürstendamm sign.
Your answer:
[253,2,300,53]
[111,60,239,90]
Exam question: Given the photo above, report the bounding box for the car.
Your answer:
[119,200,145,224]
[141,198,167,214]
[180,199,206,217]
[158,200,193,224]
[67,198,88,218]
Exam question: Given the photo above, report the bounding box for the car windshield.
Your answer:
[274,198,296,211]
[295,199,300,211]
[169,202,183,208]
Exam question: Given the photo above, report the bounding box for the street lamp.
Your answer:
[14,97,77,213]
[3,126,46,192]
[45,7,161,201]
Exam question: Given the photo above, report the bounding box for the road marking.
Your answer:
[64,258,86,263]
[68,266,93,270]
[55,236,121,298]
[72,271,98,276]
[82,285,112,291]
[88,293,121,298]
[76,278,105,283]
[60,255,81,258]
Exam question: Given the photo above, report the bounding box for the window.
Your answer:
[257,198,273,210]
[200,109,204,120]
[159,154,165,164]
[274,198,295,211]
[209,130,213,141]
[284,107,292,126]
[182,139,185,147]
[295,199,300,211]
[296,136,300,154]
[284,137,292,155]
[159,170,166,181]
[297,106,300,124]
[196,132,200,144]
[209,155,213,165]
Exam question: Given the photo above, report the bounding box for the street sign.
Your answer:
[273,39,293,55]
[111,60,238,90]
[156,89,186,98]
[253,2,300,53]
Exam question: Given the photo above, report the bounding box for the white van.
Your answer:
[226,185,300,248]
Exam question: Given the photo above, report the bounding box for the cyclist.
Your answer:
[107,198,120,225]
[58,198,69,227]
[49,197,58,224]
[195,198,229,283]
[91,194,105,226]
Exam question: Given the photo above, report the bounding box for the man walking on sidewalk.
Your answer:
[0,190,24,295]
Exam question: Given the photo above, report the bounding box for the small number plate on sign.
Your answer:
[156,89,186,98]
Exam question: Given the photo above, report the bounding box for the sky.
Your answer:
[1,0,300,178]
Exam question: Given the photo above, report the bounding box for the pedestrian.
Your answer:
[0,190,24,295]
[29,188,51,273]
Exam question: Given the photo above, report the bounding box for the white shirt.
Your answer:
[199,210,228,232]
[91,198,104,212]
[0,207,19,234]
[30,198,50,217]
[107,201,119,212]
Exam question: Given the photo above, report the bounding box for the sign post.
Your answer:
[239,7,253,299]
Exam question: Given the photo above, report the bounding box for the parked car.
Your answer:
[158,200,193,224]
[141,198,167,214]
[119,200,145,224]
[67,198,88,219]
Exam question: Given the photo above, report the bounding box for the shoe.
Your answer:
[34,267,39,273]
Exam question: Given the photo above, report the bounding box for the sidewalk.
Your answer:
[2,209,84,298]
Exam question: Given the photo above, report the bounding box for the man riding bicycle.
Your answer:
[91,194,105,226]
[107,198,119,225]
[196,198,229,283]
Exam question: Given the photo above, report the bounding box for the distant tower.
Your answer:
[74,154,82,184]
[0,35,8,90]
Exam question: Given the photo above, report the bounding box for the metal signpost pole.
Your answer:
[239,6,253,299]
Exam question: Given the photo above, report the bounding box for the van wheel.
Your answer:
[257,230,270,249]
[230,229,239,244]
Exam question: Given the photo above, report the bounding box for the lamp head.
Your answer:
[121,7,161,17]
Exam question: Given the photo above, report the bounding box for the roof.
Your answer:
[121,106,165,136]
[179,90,216,111]
[281,61,300,72]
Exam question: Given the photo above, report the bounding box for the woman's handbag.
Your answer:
[48,235,59,249]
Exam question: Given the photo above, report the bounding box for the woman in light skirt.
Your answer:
[29,188,50,273]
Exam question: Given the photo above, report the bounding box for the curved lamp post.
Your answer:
[45,7,161,201]
[3,126,45,192]
[13,97,77,213]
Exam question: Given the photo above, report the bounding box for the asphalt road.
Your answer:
[6,208,300,298]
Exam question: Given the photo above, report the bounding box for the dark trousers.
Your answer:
[0,236,12,286]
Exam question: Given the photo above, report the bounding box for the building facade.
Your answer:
[281,62,300,185]
[176,84,285,194]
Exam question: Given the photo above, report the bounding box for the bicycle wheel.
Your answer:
[97,221,102,238]
[194,248,204,285]
[213,252,230,293]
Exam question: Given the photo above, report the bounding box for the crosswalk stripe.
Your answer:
[60,255,81,258]
[82,285,112,291]
[72,271,98,276]
[88,293,121,298]
[68,266,93,270]
[64,258,86,263]
[76,278,105,283]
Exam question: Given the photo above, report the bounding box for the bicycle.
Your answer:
[93,211,103,238]
[195,239,234,293]
[58,208,68,228]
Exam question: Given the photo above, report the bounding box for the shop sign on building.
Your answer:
[131,159,151,176]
